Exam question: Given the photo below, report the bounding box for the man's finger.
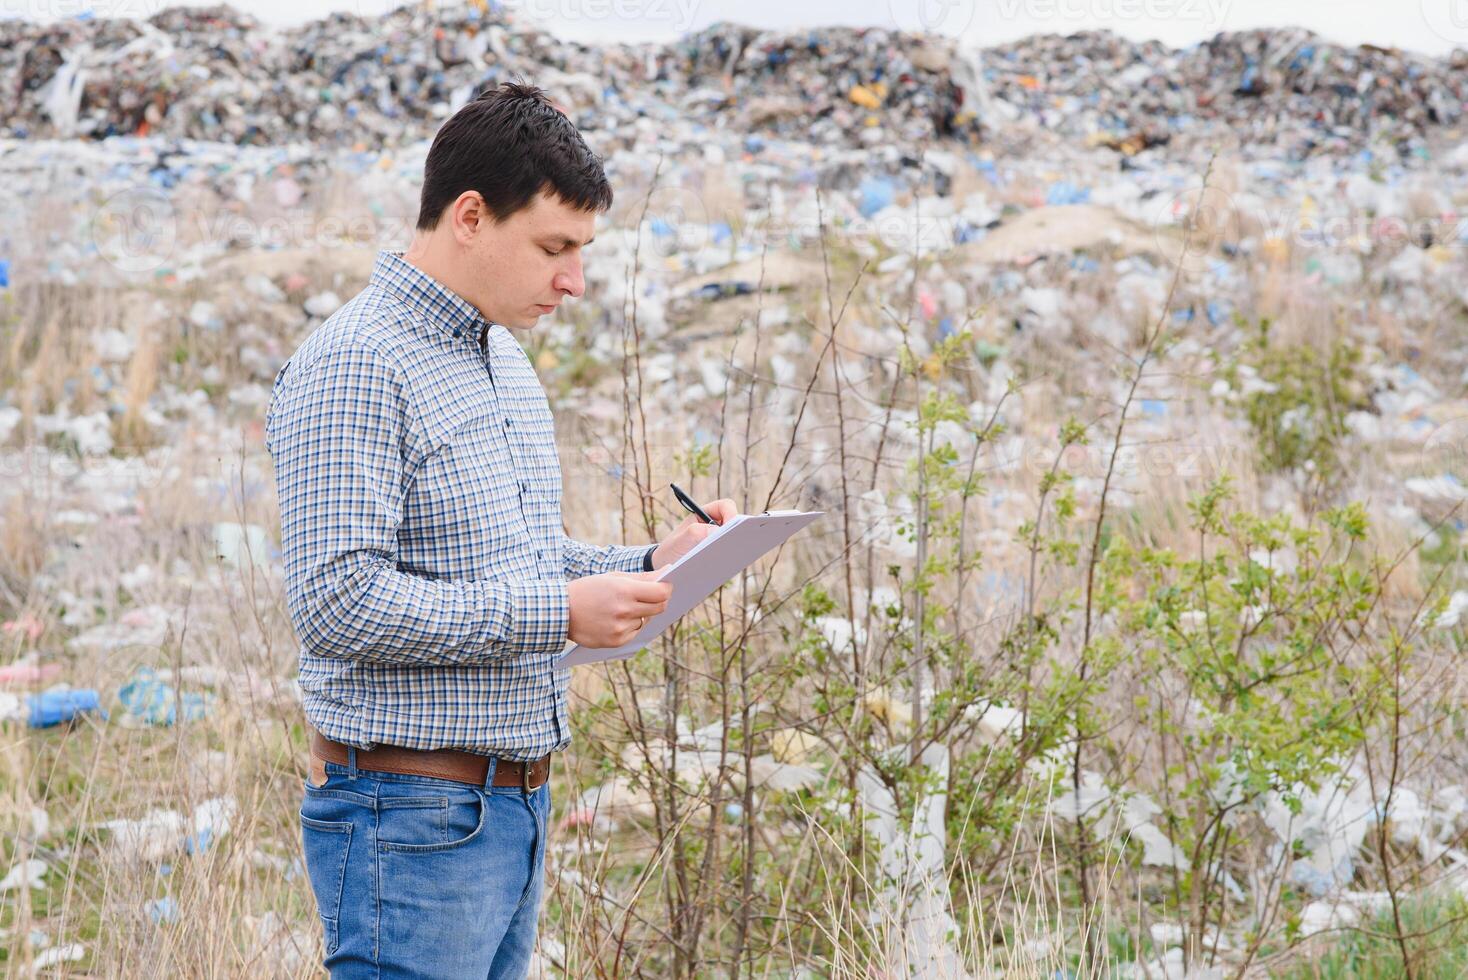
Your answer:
[622,579,673,602]
[624,590,672,612]
[704,498,739,523]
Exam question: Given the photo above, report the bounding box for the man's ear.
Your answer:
[452,191,486,242]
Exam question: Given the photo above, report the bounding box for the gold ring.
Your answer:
[639,617,646,630]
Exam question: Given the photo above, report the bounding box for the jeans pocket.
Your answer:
[377,789,486,853]
[376,796,450,848]
[299,814,352,955]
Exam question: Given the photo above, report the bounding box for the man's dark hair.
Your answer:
[415,81,612,231]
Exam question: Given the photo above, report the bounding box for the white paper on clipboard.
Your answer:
[556,510,822,668]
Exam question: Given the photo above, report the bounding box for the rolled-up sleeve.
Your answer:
[268,342,568,666]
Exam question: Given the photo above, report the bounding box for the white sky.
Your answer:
[14,0,1468,57]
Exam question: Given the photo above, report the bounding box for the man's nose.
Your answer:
[554,255,584,299]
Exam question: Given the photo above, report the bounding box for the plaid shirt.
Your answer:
[266,250,652,761]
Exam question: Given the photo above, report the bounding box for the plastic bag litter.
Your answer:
[0,858,46,892]
[213,522,273,570]
[117,666,215,726]
[98,795,237,862]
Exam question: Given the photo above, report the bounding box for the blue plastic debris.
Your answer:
[146,896,179,925]
[857,175,896,218]
[1044,181,1090,206]
[27,689,103,728]
[954,222,985,244]
[117,667,214,726]
[695,281,755,302]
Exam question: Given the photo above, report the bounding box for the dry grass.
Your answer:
[1,159,1464,979]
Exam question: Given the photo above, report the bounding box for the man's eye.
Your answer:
[543,248,562,257]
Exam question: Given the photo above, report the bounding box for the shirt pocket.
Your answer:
[402,413,531,574]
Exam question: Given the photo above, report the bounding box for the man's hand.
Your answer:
[567,571,673,648]
[649,498,738,570]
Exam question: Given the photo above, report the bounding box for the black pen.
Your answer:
[670,482,717,524]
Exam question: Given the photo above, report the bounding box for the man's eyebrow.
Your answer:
[543,235,595,249]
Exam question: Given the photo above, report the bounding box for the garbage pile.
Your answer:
[985,28,1468,156]
[3,4,1466,154]
[652,22,984,145]
[0,3,985,149]
[1,4,531,145]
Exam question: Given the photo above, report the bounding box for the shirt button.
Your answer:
[504,417,512,429]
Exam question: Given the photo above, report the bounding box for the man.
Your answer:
[265,82,735,978]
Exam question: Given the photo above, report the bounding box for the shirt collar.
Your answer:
[370,249,490,349]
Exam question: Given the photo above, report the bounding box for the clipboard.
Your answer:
[556,510,823,668]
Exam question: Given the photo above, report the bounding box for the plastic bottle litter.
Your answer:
[26,688,103,728]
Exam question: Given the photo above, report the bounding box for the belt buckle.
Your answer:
[521,758,534,794]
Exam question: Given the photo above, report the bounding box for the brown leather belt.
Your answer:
[310,729,550,792]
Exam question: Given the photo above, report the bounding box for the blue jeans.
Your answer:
[299,753,550,979]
